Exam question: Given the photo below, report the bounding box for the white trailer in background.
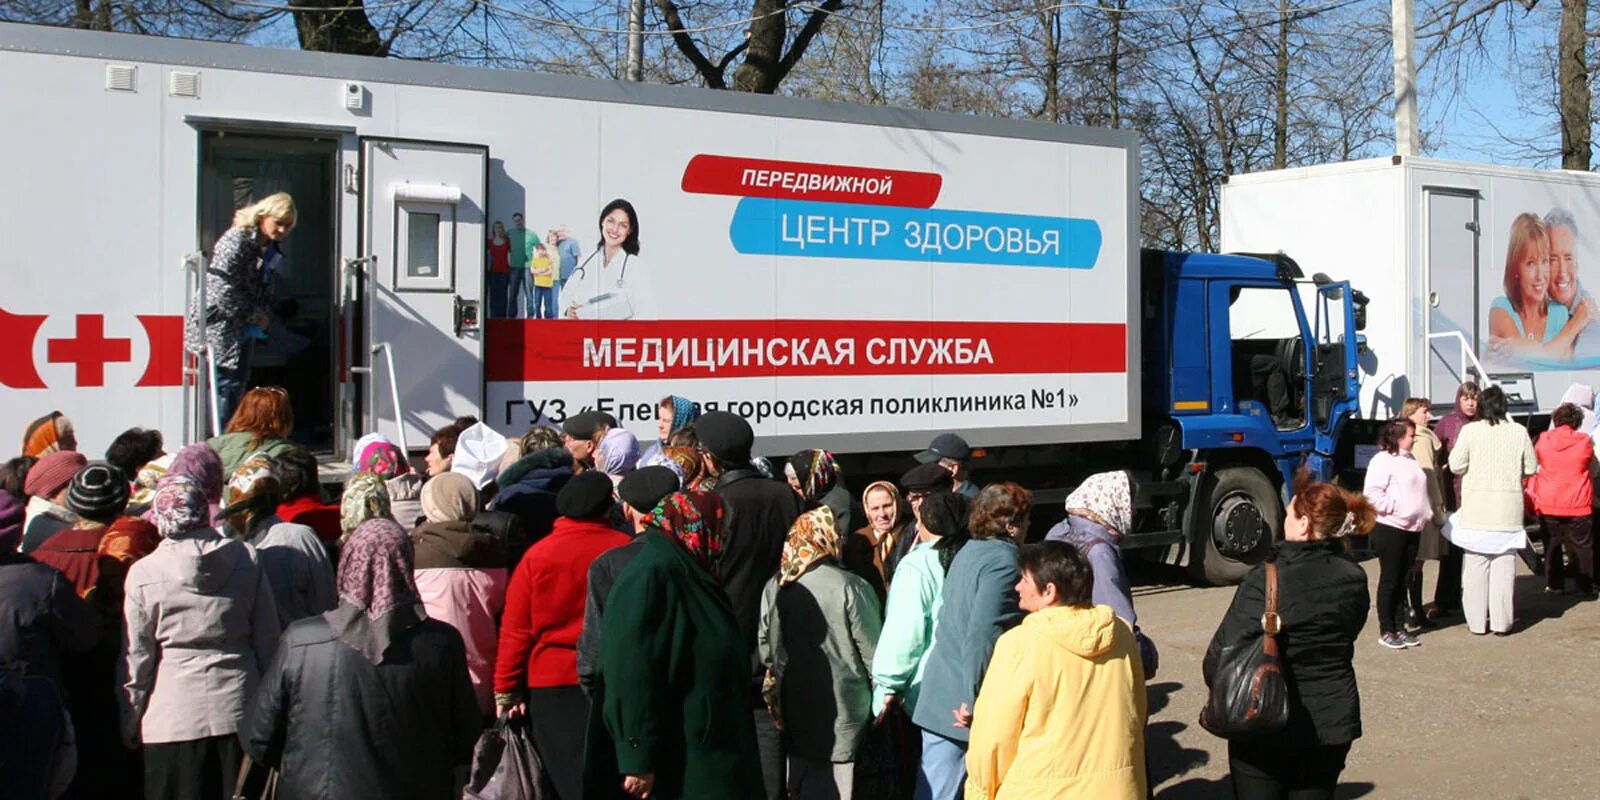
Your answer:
[1222,156,1600,417]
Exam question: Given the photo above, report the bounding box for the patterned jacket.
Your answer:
[184,226,273,372]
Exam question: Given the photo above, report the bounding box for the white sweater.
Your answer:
[1447,419,1538,531]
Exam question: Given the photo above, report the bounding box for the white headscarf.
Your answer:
[1064,470,1132,539]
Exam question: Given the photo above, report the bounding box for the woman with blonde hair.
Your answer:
[185,192,297,431]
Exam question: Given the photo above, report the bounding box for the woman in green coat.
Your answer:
[585,491,763,800]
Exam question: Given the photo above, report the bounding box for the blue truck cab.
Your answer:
[1138,249,1365,582]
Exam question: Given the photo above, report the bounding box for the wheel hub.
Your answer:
[1213,494,1265,558]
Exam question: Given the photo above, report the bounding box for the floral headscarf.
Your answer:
[129,454,172,508]
[323,518,425,665]
[149,476,210,538]
[786,450,842,505]
[221,456,279,538]
[341,471,394,539]
[1064,470,1132,539]
[169,442,225,503]
[642,491,726,578]
[421,472,478,524]
[357,440,408,480]
[99,516,161,565]
[597,428,641,477]
[777,506,840,586]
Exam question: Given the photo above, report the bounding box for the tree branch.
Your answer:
[775,0,843,84]
[654,0,727,89]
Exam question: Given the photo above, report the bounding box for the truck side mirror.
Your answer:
[1352,289,1369,331]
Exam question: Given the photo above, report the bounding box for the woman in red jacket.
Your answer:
[494,470,628,800]
[1531,402,1597,598]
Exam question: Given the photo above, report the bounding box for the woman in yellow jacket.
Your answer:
[963,541,1147,800]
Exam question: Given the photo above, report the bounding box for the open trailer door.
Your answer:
[359,139,487,451]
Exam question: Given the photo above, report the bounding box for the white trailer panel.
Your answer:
[1224,156,1600,417]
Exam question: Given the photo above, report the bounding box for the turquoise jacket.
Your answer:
[869,539,945,716]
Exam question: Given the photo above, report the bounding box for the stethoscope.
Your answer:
[570,249,630,287]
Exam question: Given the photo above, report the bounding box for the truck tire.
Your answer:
[1190,466,1282,585]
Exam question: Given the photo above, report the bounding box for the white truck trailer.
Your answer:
[0,21,1136,459]
[1222,155,1600,417]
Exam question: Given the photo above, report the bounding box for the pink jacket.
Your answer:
[414,567,508,716]
[1531,426,1596,517]
[1363,450,1433,532]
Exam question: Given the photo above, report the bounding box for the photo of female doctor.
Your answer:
[562,198,656,320]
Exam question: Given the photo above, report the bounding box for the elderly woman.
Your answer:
[242,518,481,799]
[759,506,882,800]
[21,411,77,458]
[584,491,763,800]
[785,449,852,534]
[842,480,915,601]
[1044,471,1155,673]
[1446,385,1539,636]
[121,477,281,799]
[412,472,507,719]
[496,471,627,798]
[339,471,394,545]
[186,192,296,431]
[965,541,1147,800]
[641,395,701,465]
[220,458,336,624]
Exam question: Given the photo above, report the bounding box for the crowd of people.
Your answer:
[8,375,1597,799]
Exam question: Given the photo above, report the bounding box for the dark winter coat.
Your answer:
[1203,539,1370,747]
[584,530,764,800]
[240,615,481,800]
[492,448,574,545]
[713,468,805,679]
[0,552,99,686]
[576,535,645,693]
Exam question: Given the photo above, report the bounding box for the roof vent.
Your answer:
[168,70,200,98]
[105,64,137,92]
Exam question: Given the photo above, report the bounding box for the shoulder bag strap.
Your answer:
[1260,561,1281,658]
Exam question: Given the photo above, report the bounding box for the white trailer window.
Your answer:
[394,202,456,291]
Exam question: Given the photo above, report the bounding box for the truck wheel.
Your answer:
[1191,466,1282,585]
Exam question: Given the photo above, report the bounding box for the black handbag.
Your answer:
[1199,561,1290,738]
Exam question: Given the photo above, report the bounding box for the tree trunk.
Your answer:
[733,0,787,92]
[1559,0,1591,170]
[293,0,388,57]
[1274,0,1290,169]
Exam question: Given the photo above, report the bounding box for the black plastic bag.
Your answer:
[1199,562,1289,738]
[464,716,548,800]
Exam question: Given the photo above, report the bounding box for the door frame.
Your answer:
[355,136,491,451]
[1421,186,1482,400]
[189,119,348,452]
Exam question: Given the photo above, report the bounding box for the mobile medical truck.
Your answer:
[0,23,1367,581]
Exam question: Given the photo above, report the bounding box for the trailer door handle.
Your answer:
[1428,292,1439,308]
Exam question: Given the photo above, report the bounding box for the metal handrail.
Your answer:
[179,253,222,442]
[372,341,409,455]
[1426,331,1496,395]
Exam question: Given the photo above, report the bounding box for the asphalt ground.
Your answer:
[1135,554,1600,799]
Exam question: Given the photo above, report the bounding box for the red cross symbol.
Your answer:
[47,314,132,387]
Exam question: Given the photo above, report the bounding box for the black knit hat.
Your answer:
[67,461,130,523]
[556,470,615,519]
[697,411,754,464]
[618,466,679,512]
[562,411,616,441]
[900,462,954,494]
